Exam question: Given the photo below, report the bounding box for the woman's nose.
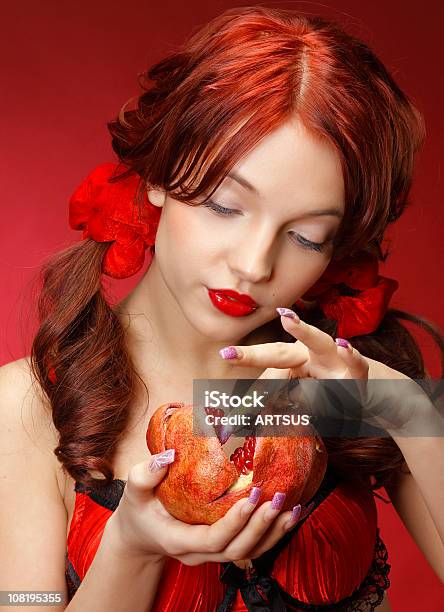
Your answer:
[228,232,275,284]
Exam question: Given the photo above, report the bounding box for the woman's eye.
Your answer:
[203,200,239,216]
[289,232,328,253]
[203,201,329,253]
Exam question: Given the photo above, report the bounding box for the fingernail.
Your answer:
[264,492,286,520]
[149,448,175,472]
[271,491,286,510]
[241,486,262,516]
[218,424,233,445]
[284,504,302,530]
[248,486,262,505]
[219,346,242,360]
[335,338,351,349]
[276,307,300,323]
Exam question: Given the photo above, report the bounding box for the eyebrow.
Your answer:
[226,171,344,219]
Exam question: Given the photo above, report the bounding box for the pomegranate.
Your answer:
[146,402,327,525]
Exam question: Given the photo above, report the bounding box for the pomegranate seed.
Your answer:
[229,439,257,476]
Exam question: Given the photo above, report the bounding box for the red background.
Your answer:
[1,1,443,609]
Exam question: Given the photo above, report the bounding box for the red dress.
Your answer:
[65,465,391,611]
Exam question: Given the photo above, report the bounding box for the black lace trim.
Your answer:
[217,462,390,612]
[282,528,391,611]
[216,529,390,612]
[65,554,80,602]
[341,530,391,611]
[74,478,126,511]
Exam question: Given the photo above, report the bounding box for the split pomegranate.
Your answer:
[146,402,327,525]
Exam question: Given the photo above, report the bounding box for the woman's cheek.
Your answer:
[162,205,214,268]
[272,249,320,298]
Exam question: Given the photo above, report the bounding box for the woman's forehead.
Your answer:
[218,122,345,210]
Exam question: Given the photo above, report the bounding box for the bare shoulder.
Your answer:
[0,356,66,501]
[0,357,68,600]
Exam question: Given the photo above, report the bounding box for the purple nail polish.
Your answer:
[149,448,175,471]
[219,346,240,359]
[284,504,302,530]
[335,337,351,349]
[271,491,286,510]
[248,486,261,505]
[290,504,302,522]
[276,307,300,323]
[217,424,233,445]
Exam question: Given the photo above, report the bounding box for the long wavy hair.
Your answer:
[30,6,443,494]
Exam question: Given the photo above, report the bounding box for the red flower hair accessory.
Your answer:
[49,163,161,384]
[68,162,161,279]
[295,252,399,339]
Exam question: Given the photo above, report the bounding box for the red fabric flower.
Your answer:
[69,162,161,279]
[297,252,399,338]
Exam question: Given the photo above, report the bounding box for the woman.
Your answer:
[1,5,443,611]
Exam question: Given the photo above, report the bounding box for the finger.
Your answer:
[277,308,339,357]
[334,340,369,379]
[174,504,303,565]
[178,503,302,566]
[162,494,260,556]
[219,496,290,561]
[280,308,342,371]
[219,340,308,370]
[330,342,370,418]
[125,450,176,503]
[257,367,293,381]
[246,505,303,559]
[218,310,344,373]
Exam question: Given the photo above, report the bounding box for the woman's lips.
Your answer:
[207,288,258,317]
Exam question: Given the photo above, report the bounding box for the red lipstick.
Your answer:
[207,288,258,317]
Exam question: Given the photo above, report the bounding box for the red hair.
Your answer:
[30,6,442,492]
[110,6,424,261]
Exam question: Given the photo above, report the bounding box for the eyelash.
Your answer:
[203,200,328,253]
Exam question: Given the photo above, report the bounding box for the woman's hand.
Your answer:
[219,307,435,435]
[221,307,371,379]
[106,451,306,567]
